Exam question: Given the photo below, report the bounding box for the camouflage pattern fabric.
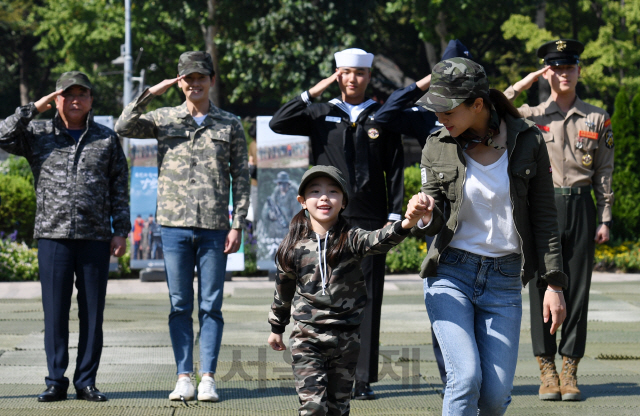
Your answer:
[416,57,489,113]
[56,71,93,91]
[268,221,410,331]
[115,89,250,230]
[290,322,360,416]
[177,51,214,76]
[0,103,130,240]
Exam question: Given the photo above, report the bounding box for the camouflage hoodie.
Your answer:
[269,220,410,333]
[0,103,130,240]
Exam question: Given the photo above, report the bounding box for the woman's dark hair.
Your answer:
[463,89,521,119]
[276,209,351,274]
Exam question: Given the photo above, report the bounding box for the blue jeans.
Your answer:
[161,226,229,375]
[424,247,523,416]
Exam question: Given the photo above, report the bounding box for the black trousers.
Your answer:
[38,238,110,390]
[346,217,387,384]
[529,192,596,358]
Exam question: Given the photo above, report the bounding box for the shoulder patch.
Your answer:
[606,131,614,149]
[421,168,428,185]
[604,118,611,128]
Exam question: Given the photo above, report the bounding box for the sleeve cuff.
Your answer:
[417,217,433,229]
[387,213,402,221]
[270,324,286,334]
[393,220,411,236]
[301,91,312,106]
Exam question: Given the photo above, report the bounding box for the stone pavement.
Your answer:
[1,272,639,415]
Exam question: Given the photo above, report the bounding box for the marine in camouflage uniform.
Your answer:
[257,171,300,258]
[268,166,414,415]
[0,71,130,402]
[115,51,249,401]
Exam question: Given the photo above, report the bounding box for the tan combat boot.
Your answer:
[536,356,561,400]
[559,356,582,401]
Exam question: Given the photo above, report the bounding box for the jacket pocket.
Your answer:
[431,164,458,202]
[40,148,72,184]
[511,161,537,197]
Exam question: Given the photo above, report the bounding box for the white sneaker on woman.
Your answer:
[169,377,195,401]
[197,376,219,402]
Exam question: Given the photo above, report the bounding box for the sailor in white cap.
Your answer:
[269,48,405,400]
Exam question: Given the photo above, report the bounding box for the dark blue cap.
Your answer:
[441,39,473,61]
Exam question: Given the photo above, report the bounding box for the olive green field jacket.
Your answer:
[412,114,568,289]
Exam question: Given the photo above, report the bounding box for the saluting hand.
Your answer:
[149,75,186,96]
[34,90,64,114]
[513,66,551,93]
[308,71,339,98]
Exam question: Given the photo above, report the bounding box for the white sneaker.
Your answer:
[197,376,219,402]
[169,377,195,401]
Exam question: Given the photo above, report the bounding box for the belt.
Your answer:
[554,185,591,195]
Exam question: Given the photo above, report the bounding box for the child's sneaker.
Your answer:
[197,376,219,402]
[169,377,195,401]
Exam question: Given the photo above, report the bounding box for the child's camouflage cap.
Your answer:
[56,71,93,91]
[178,51,214,76]
[298,166,349,208]
[417,57,488,112]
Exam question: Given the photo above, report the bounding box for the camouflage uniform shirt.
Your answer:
[115,90,250,229]
[0,103,130,240]
[269,221,410,333]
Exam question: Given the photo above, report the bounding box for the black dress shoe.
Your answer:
[37,385,67,402]
[76,385,108,402]
[352,381,376,400]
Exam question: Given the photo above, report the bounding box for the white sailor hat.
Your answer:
[334,48,374,68]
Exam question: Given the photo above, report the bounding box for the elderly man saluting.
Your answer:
[0,72,130,402]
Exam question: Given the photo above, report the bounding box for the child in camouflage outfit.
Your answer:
[268,165,434,415]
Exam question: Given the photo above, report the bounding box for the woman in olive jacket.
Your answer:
[411,58,567,415]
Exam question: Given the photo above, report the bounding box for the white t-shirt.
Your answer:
[449,151,521,257]
[193,115,207,126]
[342,102,368,123]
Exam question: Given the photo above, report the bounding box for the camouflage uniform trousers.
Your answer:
[290,322,360,416]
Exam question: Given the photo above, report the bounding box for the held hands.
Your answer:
[149,75,186,96]
[110,236,127,257]
[543,285,566,335]
[268,332,286,351]
[402,192,435,229]
[513,66,551,93]
[308,71,340,98]
[34,90,64,114]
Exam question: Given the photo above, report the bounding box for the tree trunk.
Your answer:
[423,41,438,73]
[18,46,29,105]
[202,0,222,107]
[435,11,448,56]
[535,1,550,104]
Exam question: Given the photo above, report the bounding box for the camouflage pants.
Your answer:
[290,322,360,416]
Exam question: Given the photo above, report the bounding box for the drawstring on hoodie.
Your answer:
[316,232,329,295]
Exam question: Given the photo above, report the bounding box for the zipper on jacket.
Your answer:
[507,130,526,282]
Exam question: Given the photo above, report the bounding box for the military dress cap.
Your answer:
[178,51,214,76]
[56,71,93,91]
[274,171,291,183]
[298,165,349,207]
[441,39,473,61]
[537,39,584,66]
[334,48,374,68]
[417,57,489,113]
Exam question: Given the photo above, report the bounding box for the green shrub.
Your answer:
[385,236,426,274]
[0,238,39,281]
[0,155,33,184]
[403,164,422,211]
[0,174,36,244]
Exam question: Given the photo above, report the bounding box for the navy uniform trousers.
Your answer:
[38,238,111,391]
[529,191,596,358]
[346,217,386,384]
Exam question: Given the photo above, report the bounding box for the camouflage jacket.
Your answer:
[0,103,130,240]
[115,90,249,230]
[269,221,410,333]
